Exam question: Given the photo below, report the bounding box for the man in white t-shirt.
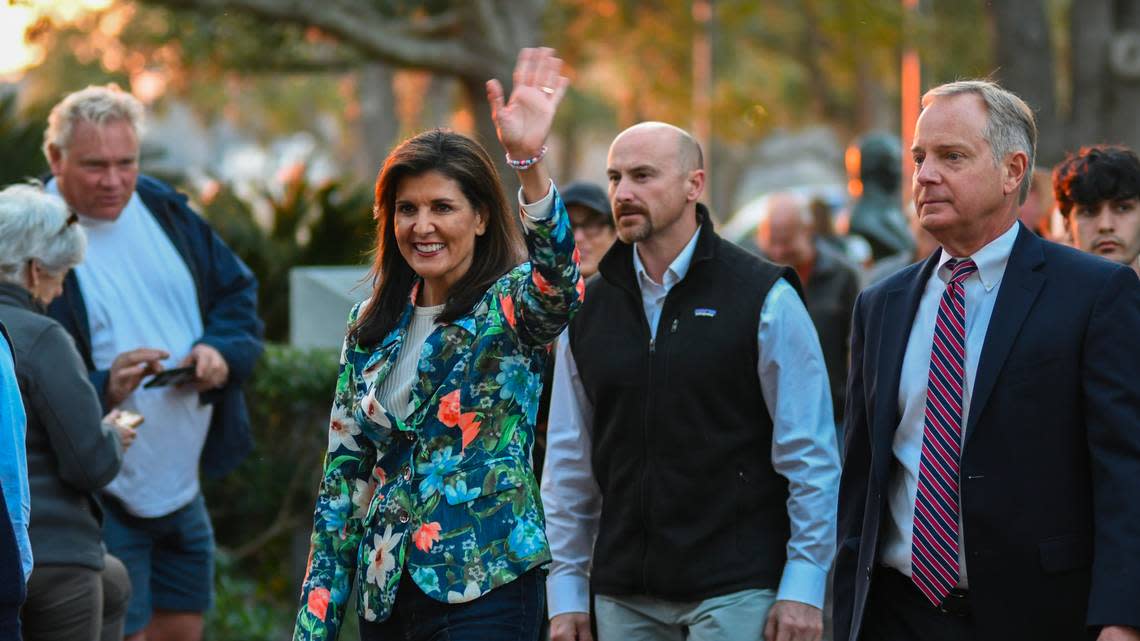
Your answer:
[45,85,263,641]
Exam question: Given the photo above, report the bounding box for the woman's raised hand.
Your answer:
[486,47,569,161]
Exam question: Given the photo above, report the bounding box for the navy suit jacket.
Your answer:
[834,224,1140,641]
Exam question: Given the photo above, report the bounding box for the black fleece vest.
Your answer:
[569,221,801,601]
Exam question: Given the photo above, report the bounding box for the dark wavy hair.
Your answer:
[350,130,525,347]
[1053,145,1140,218]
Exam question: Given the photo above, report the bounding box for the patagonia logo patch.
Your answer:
[694,308,717,318]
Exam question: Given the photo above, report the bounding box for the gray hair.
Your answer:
[43,84,144,161]
[922,80,1037,204]
[0,184,87,286]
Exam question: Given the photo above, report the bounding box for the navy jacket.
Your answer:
[49,175,264,479]
[835,225,1140,641]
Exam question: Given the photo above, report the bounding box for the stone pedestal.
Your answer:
[289,266,370,348]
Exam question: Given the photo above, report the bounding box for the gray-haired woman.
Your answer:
[0,183,134,641]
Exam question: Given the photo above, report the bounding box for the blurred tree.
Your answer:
[16,4,356,162]
[199,167,374,342]
[976,0,1139,166]
[136,0,548,196]
[0,94,49,186]
[547,1,900,141]
[545,0,905,215]
[847,0,1140,174]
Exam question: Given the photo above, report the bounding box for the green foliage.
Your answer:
[548,0,905,139]
[206,551,293,641]
[203,343,339,638]
[0,94,49,186]
[199,170,375,342]
[916,0,995,85]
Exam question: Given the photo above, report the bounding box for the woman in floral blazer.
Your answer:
[294,48,581,641]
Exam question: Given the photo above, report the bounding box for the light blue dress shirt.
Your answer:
[882,221,1020,588]
[542,226,841,616]
[0,330,31,582]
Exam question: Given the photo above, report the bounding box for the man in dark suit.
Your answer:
[834,80,1140,641]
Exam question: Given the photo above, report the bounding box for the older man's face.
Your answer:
[911,94,1017,252]
[757,201,814,269]
[49,118,139,221]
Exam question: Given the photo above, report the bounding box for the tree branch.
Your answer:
[404,8,463,37]
[143,0,503,79]
[471,0,512,64]
[227,55,366,73]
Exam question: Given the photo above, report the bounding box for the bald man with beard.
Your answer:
[541,122,841,641]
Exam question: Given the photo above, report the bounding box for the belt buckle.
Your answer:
[937,589,970,617]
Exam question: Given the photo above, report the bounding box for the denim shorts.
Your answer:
[101,493,215,634]
[359,566,546,641]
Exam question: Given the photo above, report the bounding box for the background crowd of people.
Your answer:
[1,41,1139,641]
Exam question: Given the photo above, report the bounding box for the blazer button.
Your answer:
[865,564,873,578]
[397,509,410,524]
[402,465,412,481]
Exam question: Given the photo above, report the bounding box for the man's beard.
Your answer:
[616,206,653,243]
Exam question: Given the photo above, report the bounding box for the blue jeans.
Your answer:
[359,567,546,641]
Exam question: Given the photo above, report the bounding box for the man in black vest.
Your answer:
[542,122,841,641]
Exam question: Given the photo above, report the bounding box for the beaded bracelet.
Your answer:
[505,145,548,170]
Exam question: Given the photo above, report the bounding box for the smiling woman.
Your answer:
[293,47,582,641]
[358,131,525,342]
[393,171,489,307]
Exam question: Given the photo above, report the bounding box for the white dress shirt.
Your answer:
[542,227,841,616]
[882,222,1020,586]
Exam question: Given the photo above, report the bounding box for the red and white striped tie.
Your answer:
[911,258,977,607]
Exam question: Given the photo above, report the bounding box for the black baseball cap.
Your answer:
[561,181,613,226]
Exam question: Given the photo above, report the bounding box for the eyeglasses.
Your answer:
[570,219,614,238]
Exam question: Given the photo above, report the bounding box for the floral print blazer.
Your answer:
[293,188,582,640]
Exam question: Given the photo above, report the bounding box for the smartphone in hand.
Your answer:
[142,366,196,389]
[113,410,144,430]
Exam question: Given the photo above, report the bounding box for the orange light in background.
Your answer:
[901,0,921,205]
[0,0,116,78]
[451,108,474,135]
[32,0,113,22]
[0,6,42,77]
[594,0,618,18]
[845,144,863,199]
[131,69,167,104]
[691,0,712,187]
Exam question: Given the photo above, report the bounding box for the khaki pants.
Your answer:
[21,553,131,641]
[595,588,777,641]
